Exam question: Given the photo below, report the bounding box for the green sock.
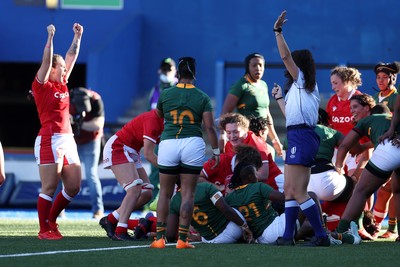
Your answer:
[396,220,400,234]
[337,219,351,233]
[156,222,167,240]
[178,224,190,242]
[388,218,397,232]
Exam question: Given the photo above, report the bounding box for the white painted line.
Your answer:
[0,242,201,258]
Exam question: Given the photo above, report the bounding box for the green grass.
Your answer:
[0,219,398,267]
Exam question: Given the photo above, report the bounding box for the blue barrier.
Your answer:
[8,178,125,210]
[0,173,16,206]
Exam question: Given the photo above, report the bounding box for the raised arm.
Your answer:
[64,23,83,81]
[36,25,55,83]
[274,11,299,81]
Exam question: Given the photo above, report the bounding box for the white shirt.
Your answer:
[284,69,320,127]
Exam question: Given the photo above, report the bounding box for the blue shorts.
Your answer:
[285,125,319,167]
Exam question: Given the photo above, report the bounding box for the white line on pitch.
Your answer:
[0,242,199,258]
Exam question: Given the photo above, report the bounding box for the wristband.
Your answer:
[212,148,220,156]
[273,27,282,33]
[275,96,283,101]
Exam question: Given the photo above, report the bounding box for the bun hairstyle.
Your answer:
[374,62,400,86]
[228,162,257,189]
[249,116,270,136]
[177,57,196,80]
[244,53,265,75]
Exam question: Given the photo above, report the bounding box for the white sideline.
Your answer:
[0,242,201,258]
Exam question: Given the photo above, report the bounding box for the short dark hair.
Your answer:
[349,94,376,110]
[234,144,262,169]
[249,116,270,136]
[244,53,265,74]
[177,57,196,80]
[370,103,390,115]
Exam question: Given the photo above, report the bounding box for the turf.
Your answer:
[0,219,398,267]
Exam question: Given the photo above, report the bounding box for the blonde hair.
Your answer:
[331,66,362,88]
[219,113,249,131]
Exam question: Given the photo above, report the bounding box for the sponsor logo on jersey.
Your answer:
[54,91,69,99]
[331,116,352,123]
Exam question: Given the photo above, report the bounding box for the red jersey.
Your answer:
[202,153,234,187]
[224,131,282,190]
[32,77,72,136]
[326,90,362,135]
[116,110,164,152]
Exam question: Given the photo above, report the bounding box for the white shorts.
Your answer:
[158,137,205,168]
[201,208,244,244]
[274,173,285,193]
[102,135,143,169]
[308,170,346,201]
[332,148,357,171]
[257,213,286,244]
[369,140,400,173]
[34,134,80,165]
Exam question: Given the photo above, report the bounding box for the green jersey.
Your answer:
[170,183,229,240]
[373,89,398,112]
[225,182,278,238]
[314,124,343,161]
[157,83,213,140]
[229,76,270,118]
[353,114,399,148]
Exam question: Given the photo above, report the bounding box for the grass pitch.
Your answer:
[0,219,398,267]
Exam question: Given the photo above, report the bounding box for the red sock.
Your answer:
[128,219,139,230]
[115,225,128,234]
[149,216,157,232]
[107,213,118,225]
[37,195,52,233]
[373,208,387,224]
[49,191,71,222]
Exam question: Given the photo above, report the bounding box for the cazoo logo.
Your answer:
[331,116,352,123]
[54,91,69,99]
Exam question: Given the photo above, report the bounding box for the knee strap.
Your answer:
[141,183,155,192]
[123,179,143,191]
